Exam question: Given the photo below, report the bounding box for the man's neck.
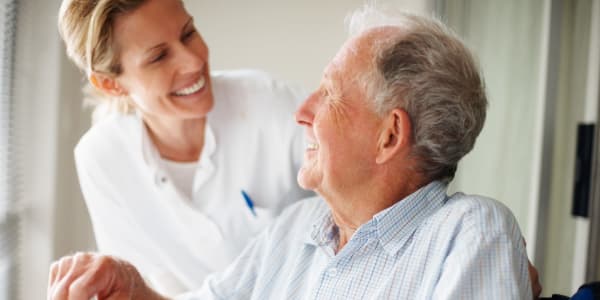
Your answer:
[329,172,427,253]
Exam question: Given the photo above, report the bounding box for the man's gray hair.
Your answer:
[346,5,488,182]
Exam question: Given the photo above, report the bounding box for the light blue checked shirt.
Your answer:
[177,181,532,299]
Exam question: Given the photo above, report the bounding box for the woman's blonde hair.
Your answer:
[58,0,148,114]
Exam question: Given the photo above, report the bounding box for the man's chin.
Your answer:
[297,169,318,191]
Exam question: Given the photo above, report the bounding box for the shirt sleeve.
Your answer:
[174,228,270,300]
[432,207,532,299]
[74,147,157,272]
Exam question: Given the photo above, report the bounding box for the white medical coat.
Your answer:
[74,70,313,296]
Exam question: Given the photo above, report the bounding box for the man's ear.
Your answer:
[89,72,126,96]
[376,108,412,164]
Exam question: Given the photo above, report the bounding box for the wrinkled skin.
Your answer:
[47,252,167,300]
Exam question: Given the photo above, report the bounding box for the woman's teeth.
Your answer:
[307,143,319,150]
[174,76,205,96]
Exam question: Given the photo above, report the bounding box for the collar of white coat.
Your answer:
[137,111,216,175]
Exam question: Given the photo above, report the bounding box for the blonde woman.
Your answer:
[58,0,311,296]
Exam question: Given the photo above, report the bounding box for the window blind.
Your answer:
[0,0,19,299]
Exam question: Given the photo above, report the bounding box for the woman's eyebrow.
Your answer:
[144,17,194,54]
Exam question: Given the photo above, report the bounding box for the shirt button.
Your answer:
[155,174,168,186]
[326,268,338,277]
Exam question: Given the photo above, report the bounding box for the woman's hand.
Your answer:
[47,252,167,300]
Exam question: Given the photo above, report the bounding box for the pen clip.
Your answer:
[241,190,257,217]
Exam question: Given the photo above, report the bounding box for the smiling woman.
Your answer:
[88,0,215,162]
[105,0,214,123]
[56,0,312,296]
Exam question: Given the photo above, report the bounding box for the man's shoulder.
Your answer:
[436,192,520,239]
[443,192,514,217]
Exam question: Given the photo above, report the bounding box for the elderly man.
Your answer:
[48,7,535,300]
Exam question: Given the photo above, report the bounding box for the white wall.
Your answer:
[184,0,433,89]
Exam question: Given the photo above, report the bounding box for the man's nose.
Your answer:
[295,91,319,126]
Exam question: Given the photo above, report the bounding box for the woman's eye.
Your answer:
[182,29,196,41]
[150,51,167,63]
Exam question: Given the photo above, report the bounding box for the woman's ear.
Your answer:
[89,72,126,96]
[375,108,412,164]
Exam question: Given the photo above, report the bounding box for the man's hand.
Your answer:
[47,252,167,300]
[523,238,542,300]
[528,259,542,299]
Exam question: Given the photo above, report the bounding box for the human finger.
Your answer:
[48,255,74,298]
[528,260,542,299]
[48,253,95,300]
[67,255,132,300]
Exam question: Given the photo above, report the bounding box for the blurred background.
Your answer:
[1,0,599,299]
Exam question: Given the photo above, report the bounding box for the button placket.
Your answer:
[326,267,338,277]
[154,172,168,186]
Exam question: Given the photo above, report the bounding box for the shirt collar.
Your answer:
[199,122,216,166]
[373,180,448,256]
[303,200,336,247]
[139,112,159,169]
[138,112,217,171]
[303,181,448,256]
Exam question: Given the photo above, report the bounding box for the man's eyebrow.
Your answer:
[321,73,333,88]
[322,74,339,96]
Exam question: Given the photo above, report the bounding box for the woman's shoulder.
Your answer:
[211,69,285,90]
[75,113,141,164]
[268,196,326,234]
[211,69,273,84]
[211,69,307,108]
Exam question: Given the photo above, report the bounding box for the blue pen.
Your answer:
[241,190,257,217]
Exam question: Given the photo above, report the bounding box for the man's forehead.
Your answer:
[325,39,362,78]
[321,27,405,90]
[337,27,402,63]
[349,26,405,55]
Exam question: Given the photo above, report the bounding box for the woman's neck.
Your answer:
[143,115,206,162]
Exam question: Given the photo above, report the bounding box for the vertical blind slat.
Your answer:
[0,1,19,300]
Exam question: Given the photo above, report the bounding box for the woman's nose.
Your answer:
[176,41,208,74]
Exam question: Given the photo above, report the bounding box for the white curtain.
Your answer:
[439,0,597,295]
[0,1,20,299]
[542,0,594,293]
[438,0,545,245]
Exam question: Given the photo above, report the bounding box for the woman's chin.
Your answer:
[173,95,214,118]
